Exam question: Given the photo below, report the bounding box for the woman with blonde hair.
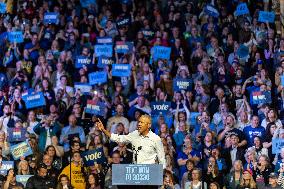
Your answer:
[17,160,30,175]
[237,170,257,189]
[0,131,10,158]
[244,147,257,171]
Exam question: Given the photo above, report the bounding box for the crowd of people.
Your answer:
[0,0,283,188]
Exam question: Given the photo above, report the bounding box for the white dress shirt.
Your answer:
[110,130,166,169]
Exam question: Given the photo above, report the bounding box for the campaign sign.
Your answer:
[152,46,171,60]
[281,75,284,87]
[112,164,163,185]
[190,112,200,126]
[88,71,107,85]
[117,17,130,27]
[85,100,105,116]
[141,29,154,38]
[0,161,14,175]
[96,37,113,44]
[75,56,92,68]
[258,11,275,23]
[16,175,33,187]
[7,128,27,142]
[272,139,284,154]
[23,92,46,109]
[8,31,24,43]
[112,64,131,77]
[82,148,106,166]
[150,101,171,115]
[80,0,96,8]
[43,12,59,24]
[235,3,249,16]
[204,5,219,18]
[94,45,113,57]
[237,44,249,59]
[10,141,33,160]
[97,56,114,68]
[0,2,6,14]
[116,41,133,54]
[74,83,92,94]
[173,78,193,92]
[252,91,272,105]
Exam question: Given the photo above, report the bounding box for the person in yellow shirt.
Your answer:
[59,152,86,189]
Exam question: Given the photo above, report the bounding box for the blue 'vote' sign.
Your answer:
[82,148,106,166]
[150,101,171,115]
[88,71,107,85]
[152,46,171,60]
[258,11,275,23]
[8,31,24,43]
[235,3,249,16]
[95,44,113,57]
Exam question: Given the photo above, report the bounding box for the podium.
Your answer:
[112,164,163,186]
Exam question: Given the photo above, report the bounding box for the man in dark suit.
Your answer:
[223,133,246,169]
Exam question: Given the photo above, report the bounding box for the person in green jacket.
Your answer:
[33,116,61,152]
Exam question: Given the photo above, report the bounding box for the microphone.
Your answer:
[133,146,142,163]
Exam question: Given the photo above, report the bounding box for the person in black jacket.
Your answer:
[25,164,54,189]
[224,133,246,169]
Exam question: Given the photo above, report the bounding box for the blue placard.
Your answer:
[272,139,284,154]
[0,161,14,175]
[85,100,106,116]
[150,101,171,115]
[173,78,193,92]
[281,75,284,87]
[75,56,92,68]
[96,37,113,44]
[237,44,249,59]
[16,175,33,187]
[116,41,133,54]
[10,141,33,160]
[112,64,131,77]
[190,112,200,126]
[258,11,275,23]
[0,2,6,14]
[152,46,171,60]
[23,92,46,109]
[80,0,96,8]
[94,44,113,57]
[43,12,59,24]
[117,17,130,27]
[74,82,92,94]
[8,31,24,43]
[252,91,272,105]
[204,5,219,18]
[82,148,106,166]
[97,56,114,68]
[235,3,249,16]
[88,71,107,85]
[7,128,27,142]
[112,164,163,185]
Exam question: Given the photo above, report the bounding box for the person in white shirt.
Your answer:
[97,114,166,168]
[0,104,19,135]
[54,75,74,98]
